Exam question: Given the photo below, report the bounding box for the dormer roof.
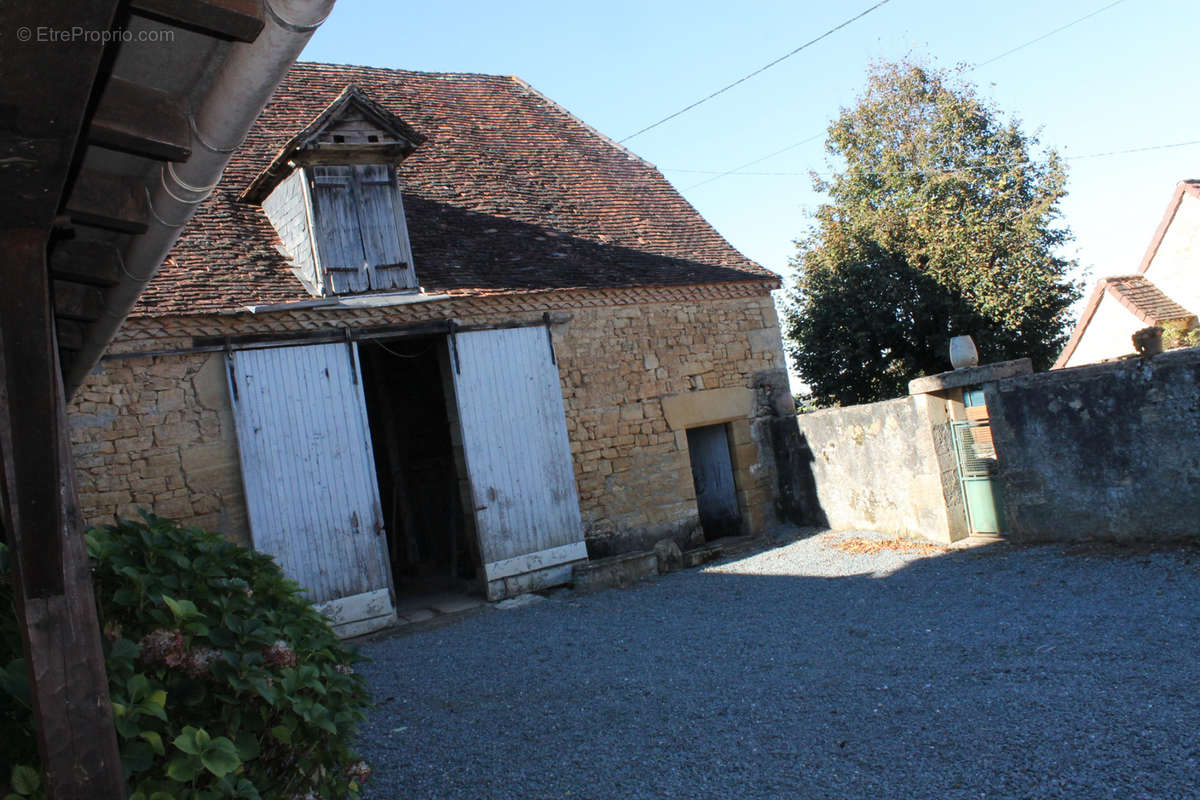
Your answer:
[240,84,425,203]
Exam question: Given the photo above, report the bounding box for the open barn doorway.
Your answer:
[358,337,480,597]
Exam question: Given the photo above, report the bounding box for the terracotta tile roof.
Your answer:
[135,62,776,316]
[1103,275,1195,324]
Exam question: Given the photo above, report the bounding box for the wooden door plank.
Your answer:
[227,344,395,631]
[449,326,585,596]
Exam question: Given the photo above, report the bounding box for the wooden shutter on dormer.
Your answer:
[355,165,416,291]
[310,165,369,294]
[308,164,417,294]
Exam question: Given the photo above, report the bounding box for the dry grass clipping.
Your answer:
[829,536,947,556]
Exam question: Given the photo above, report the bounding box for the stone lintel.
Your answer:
[661,387,753,430]
[908,358,1033,395]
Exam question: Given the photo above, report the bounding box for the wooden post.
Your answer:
[0,232,126,798]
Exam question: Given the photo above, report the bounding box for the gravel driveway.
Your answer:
[356,530,1200,799]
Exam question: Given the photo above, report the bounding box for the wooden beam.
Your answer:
[65,169,149,234]
[53,281,104,323]
[56,320,87,352]
[1,231,125,800]
[129,0,265,43]
[50,240,123,287]
[0,0,127,794]
[291,144,416,165]
[88,77,191,162]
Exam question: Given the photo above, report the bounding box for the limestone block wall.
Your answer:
[987,347,1200,542]
[69,286,790,559]
[69,352,250,545]
[793,395,961,543]
[554,295,788,555]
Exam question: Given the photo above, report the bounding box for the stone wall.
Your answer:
[554,296,788,555]
[793,395,962,543]
[70,352,250,545]
[69,287,790,558]
[987,348,1200,542]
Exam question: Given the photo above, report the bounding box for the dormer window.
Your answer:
[241,85,425,297]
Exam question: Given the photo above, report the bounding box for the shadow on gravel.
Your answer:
[355,539,1200,800]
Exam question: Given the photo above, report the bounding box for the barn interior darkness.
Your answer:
[359,338,477,595]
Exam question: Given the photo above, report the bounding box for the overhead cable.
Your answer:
[617,0,894,144]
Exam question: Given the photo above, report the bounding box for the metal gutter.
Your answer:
[66,0,337,392]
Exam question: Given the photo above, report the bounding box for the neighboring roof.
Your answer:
[1104,275,1195,324]
[1054,179,1200,368]
[1135,179,1200,274]
[136,62,776,316]
[1053,275,1196,368]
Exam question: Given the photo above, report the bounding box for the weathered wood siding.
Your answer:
[450,326,586,590]
[308,164,417,295]
[357,164,416,290]
[227,342,395,632]
[310,165,369,294]
[261,169,319,292]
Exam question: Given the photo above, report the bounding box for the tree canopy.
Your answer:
[784,61,1081,407]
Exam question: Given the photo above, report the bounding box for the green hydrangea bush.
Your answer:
[1,514,373,800]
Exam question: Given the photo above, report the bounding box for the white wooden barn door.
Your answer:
[450,326,587,599]
[228,343,396,637]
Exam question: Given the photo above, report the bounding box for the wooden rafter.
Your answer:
[49,240,123,287]
[65,168,150,234]
[88,77,191,162]
[129,0,265,43]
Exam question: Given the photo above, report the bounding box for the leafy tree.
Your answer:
[785,61,1082,406]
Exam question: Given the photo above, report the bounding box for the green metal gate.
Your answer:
[950,419,1005,535]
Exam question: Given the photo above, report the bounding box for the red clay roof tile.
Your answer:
[136,62,776,316]
[1104,275,1195,324]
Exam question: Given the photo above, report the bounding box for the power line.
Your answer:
[617,0,894,145]
[661,137,1200,181]
[668,0,1133,189]
[681,133,825,191]
[973,0,1130,70]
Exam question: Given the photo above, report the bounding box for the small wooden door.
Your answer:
[448,325,586,599]
[228,343,396,637]
[687,424,742,539]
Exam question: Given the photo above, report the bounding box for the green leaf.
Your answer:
[270,724,292,744]
[173,726,202,755]
[165,756,200,782]
[140,730,165,756]
[128,674,151,703]
[10,766,40,796]
[234,731,261,761]
[199,737,241,778]
[161,594,200,620]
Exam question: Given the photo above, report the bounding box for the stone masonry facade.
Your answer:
[69,284,790,561]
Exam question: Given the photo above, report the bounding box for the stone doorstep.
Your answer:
[571,550,659,593]
[573,534,766,590]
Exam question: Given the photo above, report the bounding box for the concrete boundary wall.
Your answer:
[988,348,1200,542]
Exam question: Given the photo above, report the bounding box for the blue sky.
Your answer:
[303,0,1198,310]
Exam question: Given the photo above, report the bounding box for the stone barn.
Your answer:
[69,62,793,635]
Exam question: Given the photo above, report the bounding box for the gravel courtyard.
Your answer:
[356,530,1200,799]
